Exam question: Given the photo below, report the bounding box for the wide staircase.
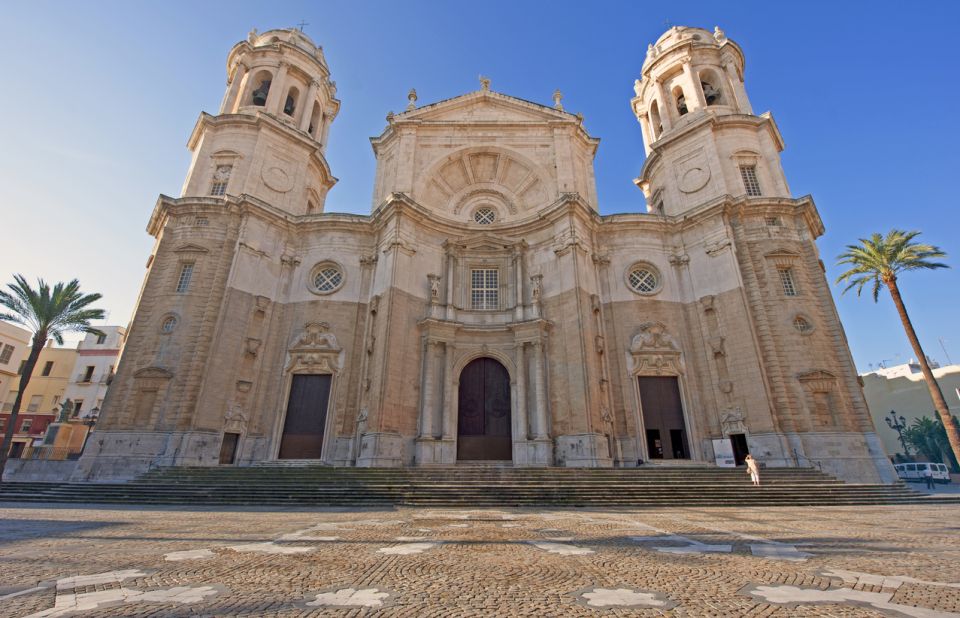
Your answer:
[1,464,957,507]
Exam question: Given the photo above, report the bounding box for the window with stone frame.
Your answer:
[777,267,799,297]
[176,263,195,293]
[0,344,14,364]
[20,418,32,432]
[739,164,762,196]
[470,268,499,310]
[209,165,232,196]
[812,391,837,427]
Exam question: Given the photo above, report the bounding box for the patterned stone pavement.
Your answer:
[1,502,958,617]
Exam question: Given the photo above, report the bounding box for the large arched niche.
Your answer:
[414,146,554,221]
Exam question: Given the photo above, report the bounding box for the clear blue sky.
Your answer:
[2,1,958,372]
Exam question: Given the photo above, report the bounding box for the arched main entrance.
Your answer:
[457,357,512,461]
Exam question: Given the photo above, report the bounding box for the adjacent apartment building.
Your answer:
[1,343,77,458]
[861,360,960,459]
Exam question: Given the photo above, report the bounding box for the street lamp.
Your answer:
[885,410,910,457]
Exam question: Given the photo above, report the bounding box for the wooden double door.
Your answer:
[457,358,512,460]
[638,376,690,460]
[278,374,332,459]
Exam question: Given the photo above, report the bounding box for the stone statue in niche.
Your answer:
[427,274,441,304]
[530,274,543,305]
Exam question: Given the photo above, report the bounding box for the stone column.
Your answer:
[221,62,248,114]
[319,109,333,148]
[531,340,549,440]
[637,113,652,150]
[298,79,319,132]
[419,339,438,438]
[265,62,288,115]
[653,79,672,130]
[441,342,455,439]
[722,61,752,114]
[516,343,528,440]
[682,62,707,110]
[445,251,456,321]
[513,251,524,321]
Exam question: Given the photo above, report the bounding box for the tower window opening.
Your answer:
[209,164,232,196]
[672,86,688,116]
[793,316,812,334]
[777,267,798,297]
[700,71,723,106]
[176,263,195,293]
[250,72,272,106]
[470,269,499,310]
[739,164,762,196]
[283,86,299,117]
[308,102,322,139]
[649,99,663,138]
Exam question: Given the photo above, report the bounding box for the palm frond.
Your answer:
[835,230,949,301]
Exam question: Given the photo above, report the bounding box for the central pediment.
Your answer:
[395,90,574,124]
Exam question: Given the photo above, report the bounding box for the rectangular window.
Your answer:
[20,418,32,432]
[27,394,42,412]
[778,268,798,296]
[739,165,762,196]
[209,165,232,196]
[176,263,195,293]
[41,361,54,376]
[73,399,83,416]
[3,390,15,412]
[765,216,781,227]
[0,344,14,364]
[82,366,95,382]
[17,360,26,375]
[96,333,107,344]
[470,269,499,310]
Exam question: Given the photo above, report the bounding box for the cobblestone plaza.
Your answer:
[2,503,958,616]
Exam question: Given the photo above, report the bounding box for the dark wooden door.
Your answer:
[279,374,331,459]
[730,433,749,466]
[457,358,512,460]
[219,432,240,465]
[638,376,689,460]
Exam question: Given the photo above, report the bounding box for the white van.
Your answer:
[894,462,952,483]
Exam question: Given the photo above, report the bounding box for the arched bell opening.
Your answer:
[248,70,273,107]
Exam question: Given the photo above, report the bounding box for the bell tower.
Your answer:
[180,28,340,215]
[632,26,790,216]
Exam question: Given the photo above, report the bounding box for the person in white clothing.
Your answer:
[745,454,760,486]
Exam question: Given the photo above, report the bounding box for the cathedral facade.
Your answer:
[76,26,896,483]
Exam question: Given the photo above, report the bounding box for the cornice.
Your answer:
[636,111,784,185]
[186,112,337,188]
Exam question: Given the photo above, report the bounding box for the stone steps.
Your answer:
[1,466,955,507]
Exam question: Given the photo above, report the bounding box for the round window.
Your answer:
[160,315,178,334]
[793,316,813,334]
[626,265,660,295]
[310,263,345,295]
[473,207,496,225]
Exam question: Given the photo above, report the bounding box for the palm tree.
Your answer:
[0,275,105,479]
[835,229,960,467]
